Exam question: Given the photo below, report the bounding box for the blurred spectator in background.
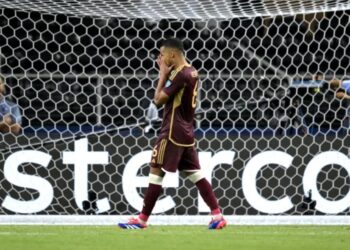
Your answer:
[330,78,350,98]
[0,76,22,134]
[144,101,161,133]
[330,78,350,131]
[277,96,307,136]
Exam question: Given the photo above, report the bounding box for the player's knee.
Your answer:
[187,171,204,184]
[149,173,164,185]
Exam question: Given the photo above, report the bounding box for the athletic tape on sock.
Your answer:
[149,173,164,185]
[187,171,204,183]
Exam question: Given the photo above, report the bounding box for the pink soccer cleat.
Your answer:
[208,217,227,229]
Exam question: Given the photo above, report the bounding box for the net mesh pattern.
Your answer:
[0,6,349,216]
[0,1,349,19]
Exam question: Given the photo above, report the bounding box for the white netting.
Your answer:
[0,4,349,221]
[0,0,349,19]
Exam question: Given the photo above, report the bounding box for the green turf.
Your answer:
[0,225,349,250]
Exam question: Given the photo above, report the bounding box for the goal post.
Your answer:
[0,2,349,225]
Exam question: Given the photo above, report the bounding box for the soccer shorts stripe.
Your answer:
[157,139,167,165]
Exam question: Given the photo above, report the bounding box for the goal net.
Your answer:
[1,0,350,19]
[0,1,349,224]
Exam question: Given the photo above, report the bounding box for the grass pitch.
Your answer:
[0,225,349,250]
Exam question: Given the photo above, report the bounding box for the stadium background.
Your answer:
[0,3,349,221]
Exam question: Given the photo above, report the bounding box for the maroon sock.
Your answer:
[195,178,220,212]
[140,183,163,219]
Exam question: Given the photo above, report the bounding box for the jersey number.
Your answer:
[192,80,199,108]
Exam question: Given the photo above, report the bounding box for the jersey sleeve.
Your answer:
[163,73,185,98]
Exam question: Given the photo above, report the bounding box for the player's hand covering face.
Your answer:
[157,47,174,78]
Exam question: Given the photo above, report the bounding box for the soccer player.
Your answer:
[118,38,227,230]
[0,76,22,134]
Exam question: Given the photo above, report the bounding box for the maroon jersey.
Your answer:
[160,64,199,147]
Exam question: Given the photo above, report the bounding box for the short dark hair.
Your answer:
[161,38,184,53]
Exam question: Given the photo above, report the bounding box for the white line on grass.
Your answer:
[0,232,57,236]
[232,231,350,236]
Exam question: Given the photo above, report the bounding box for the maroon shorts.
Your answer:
[150,137,201,173]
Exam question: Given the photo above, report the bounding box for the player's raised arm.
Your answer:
[154,53,173,107]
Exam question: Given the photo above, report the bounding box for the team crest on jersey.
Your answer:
[165,80,172,87]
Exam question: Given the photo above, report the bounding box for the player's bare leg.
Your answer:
[118,167,165,229]
[184,170,227,229]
